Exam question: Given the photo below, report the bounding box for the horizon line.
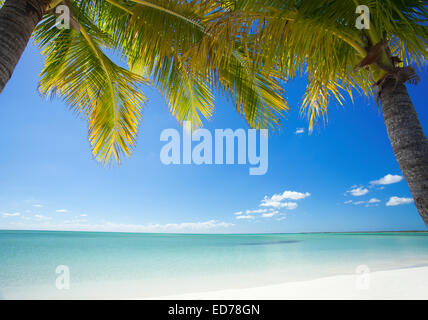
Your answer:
[0,228,427,236]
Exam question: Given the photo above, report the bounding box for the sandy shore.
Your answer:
[152,266,428,300]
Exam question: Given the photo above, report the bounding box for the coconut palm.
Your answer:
[0,0,287,163]
[190,0,427,224]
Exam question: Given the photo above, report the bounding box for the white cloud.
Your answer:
[368,198,381,203]
[281,202,298,210]
[295,128,305,135]
[370,174,403,185]
[233,190,309,221]
[56,209,70,213]
[261,211,279,218]
[260,190,310,210]
[236,215,255,220]
[80,214,88,217]
[245,209,269,214]
[131,220,235,232]
[32,204,43,208]
[386,196,413,207]
[260,200,298,210]
[269,191,311,201]
[1,212,21,217]
[346,198,381,206]
[276,217,286,221]
[347,186,369,196]
[4,220,234,233]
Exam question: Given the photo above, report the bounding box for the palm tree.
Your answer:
[0,0,287,162]
[190,0,427,224]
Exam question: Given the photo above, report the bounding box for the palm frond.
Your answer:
[203,0,427,131]
[26,0,428,162]
[33,13,149,165]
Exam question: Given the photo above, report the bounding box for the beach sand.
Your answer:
[151,266,428,300]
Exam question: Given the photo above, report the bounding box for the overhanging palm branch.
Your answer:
[32,0,288,164]
[103,0,287,129]
[25,0,428,163]
[34,11,149,164]
[194,0,427,131]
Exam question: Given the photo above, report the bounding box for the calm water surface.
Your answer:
[1,230,427,298]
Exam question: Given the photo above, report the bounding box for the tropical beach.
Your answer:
[156,266,428,300]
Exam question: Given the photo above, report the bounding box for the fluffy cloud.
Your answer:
[261,211,279,218]
[269,191,311,201]
[353,201,365,205]
[236,215,255,220]
[347,186,369,196]
[260,190,310,210]
[234,190,310,220]
[5,220,234,233]
[345,198,381,206]
[368,198,381,204]
[260,200,298,210]
[386,196,413,206]
[1,212,21,217]
[370,174,403,185]
[295,128,305,135]
[245,209,269,214]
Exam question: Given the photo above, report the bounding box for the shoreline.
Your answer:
[150,265,428,300]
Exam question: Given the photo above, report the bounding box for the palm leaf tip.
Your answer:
[34,13,149,166]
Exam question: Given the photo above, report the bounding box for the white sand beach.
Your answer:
[152,266,428,300]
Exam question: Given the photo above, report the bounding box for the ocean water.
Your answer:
[0,230,428,299]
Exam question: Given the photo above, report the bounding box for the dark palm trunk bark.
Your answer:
[0,0,47,93]
[380,78,428,226]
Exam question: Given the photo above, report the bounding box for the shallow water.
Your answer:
[1,230,427,299]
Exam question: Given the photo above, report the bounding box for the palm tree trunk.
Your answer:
[380,78,428,226]
[0,0,47,93]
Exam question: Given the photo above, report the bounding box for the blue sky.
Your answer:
[0,42,427,233]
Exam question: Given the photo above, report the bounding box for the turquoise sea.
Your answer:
[1,230,428,299]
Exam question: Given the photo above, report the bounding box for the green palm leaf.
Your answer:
[34,13,149,164]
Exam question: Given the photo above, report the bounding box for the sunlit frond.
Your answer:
[216,50,289,129]
[22,0,428,162]
[33,13,149,165]
[76,0,288,129]
[200,0,427,131]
